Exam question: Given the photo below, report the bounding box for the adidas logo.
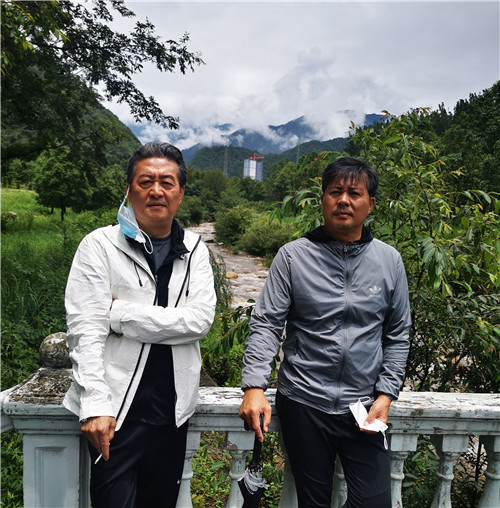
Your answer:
[368,285,382,297]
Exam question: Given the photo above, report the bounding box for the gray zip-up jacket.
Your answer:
[241,226,411,414]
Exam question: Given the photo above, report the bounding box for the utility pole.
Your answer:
[223,146,228,177]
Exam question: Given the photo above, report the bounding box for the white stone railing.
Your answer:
[1,364,500,508]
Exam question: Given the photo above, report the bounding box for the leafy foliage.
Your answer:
[238,217,294,258]
[269,108,500,394]
[350,109,500,392]
[1,0,203,163]
[402,437,440,506]
[214,205,254,246]
[440,81,500,193]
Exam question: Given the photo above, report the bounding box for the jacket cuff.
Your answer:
[80,399,114,422]
[241,386,266,393]
[375,391,398,401]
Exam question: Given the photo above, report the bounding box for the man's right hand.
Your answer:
[238,388,272,442]
[81,416,116,461]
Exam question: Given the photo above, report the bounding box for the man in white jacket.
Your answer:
[63,142,216,508]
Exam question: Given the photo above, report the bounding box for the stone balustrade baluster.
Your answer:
[389,433,418,508]
[430,434,469,508]
[224,430,254,508]
[331,458,347,508]
[278,431,298,508]
[176,430,201,508]
[478,435,500,508]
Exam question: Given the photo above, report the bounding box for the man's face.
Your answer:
[127,157,185,238]
[321,175,375,244]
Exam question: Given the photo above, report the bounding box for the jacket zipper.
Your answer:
[114,251,156,427]
[333,245,352,412]
[115,343,145,426]
[114,236,201,426]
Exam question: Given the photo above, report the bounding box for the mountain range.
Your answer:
[128,111,384,177]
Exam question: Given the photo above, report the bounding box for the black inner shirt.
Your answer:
[126,224,188,426]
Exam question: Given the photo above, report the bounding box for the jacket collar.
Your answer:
[106,219,190,270]
[303,225,373,246]
[126,219,189,261]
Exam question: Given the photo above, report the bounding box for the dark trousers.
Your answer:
[276,391,391,508]
[88,419,189,508]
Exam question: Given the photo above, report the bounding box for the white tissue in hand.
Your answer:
[349,399,388,432]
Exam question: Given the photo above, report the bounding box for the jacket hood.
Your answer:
[303,225,373,245]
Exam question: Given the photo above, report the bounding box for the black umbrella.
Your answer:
[238,418,268,508]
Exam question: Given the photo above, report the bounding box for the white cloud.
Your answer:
[102,1,499,148]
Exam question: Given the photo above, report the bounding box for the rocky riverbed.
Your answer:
[187,223,269,307]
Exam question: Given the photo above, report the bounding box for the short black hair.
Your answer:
[321,157,378,198]
[126,142,187,188]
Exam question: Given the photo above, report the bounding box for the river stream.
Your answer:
[187,223,269,307]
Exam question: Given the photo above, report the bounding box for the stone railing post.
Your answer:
[478,435,500,508]
[430,434,469,508]
[176,430,201,508]
[331,458,347,508]
[278,430,298,508]
[224,430,254,508]
[389,433,418,508]
[2,333,87,508]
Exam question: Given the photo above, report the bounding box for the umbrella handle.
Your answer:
[252,433,262,464]
[251,415,264,464]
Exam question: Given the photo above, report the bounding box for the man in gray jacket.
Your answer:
[239,157,410,507]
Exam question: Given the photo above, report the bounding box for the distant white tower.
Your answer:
[243,153,264,181]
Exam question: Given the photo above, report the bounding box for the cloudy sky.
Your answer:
[103,0,499,149]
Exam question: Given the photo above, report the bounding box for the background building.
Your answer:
[243,153,264,181]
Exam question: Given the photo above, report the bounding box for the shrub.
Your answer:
[214,205,253,246]
[238,217,294,257]
[176,195,206,226]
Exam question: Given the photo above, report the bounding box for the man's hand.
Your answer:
[361,394,392,434]
[238,388,272,442]
[81,416,116,461]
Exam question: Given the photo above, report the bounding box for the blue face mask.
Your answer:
[117,190,153,253]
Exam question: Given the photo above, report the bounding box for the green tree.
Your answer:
[214,205,254,247]
[33,150,125,220]
[219,183,249,211]
[236,177,267,202]
[33,151,92,221]
[1,0,203,163]
[267,160,297,201]
[441,81,500,193]
[274,109,500,393]
[202,169,228,197]
[185,166,206,197]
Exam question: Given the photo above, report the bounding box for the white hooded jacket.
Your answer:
[63,224,216,430]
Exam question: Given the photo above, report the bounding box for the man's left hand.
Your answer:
[361,394,392,434]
